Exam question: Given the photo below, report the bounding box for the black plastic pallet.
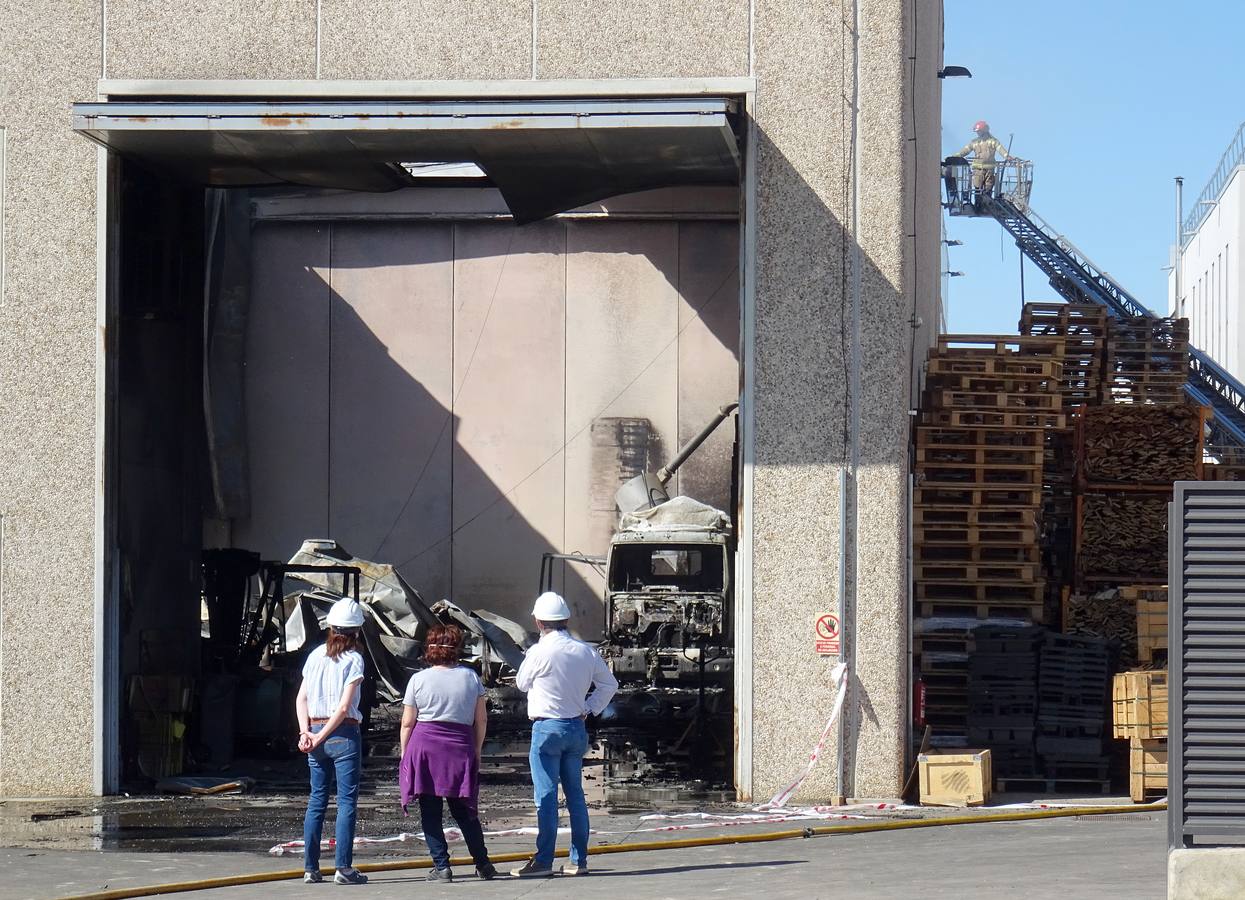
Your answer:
[995,776,1111,795]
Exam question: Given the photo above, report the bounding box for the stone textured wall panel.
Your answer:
[536,0,749,79]
[319,0,531,80]
[106,0,316,80]
[0,0,102,796]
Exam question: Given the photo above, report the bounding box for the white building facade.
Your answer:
[1170,125,1245,377]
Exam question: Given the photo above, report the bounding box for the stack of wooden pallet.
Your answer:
[1019,302,1108,411]
[914,335,1063,743]
[1112,670,1168,801]
[1074,404,1205,587]
[1101,315,1190,405]
[1017,303,1105,624]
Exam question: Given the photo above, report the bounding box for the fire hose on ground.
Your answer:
[57,801,1167,900]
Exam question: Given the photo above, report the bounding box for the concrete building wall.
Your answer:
[1170,168,1244,379]
[0,0,942,798]
[0,1,102,797]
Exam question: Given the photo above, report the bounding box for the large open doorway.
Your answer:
[79,89,748,796]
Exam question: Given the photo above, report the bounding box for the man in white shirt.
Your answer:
[511,592,618,878]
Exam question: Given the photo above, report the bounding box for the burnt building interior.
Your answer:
[97,99,745,794]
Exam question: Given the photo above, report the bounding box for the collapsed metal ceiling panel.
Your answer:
[72,98,742,223]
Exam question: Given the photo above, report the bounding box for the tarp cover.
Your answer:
[619,496,731,534]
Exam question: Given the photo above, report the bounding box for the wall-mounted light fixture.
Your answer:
[938,66,973,79]
[944,270,966,277]
[943,239,963,247]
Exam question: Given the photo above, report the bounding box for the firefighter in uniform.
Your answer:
[954,120,1011,210]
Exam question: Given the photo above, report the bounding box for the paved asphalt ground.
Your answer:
[1,811,1167,900]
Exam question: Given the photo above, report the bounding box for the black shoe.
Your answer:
[476,862,498,881]
[425,867,452,883]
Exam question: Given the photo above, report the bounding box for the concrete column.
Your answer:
[0,2,102,796]
[749,0,921,801]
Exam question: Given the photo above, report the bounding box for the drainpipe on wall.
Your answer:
[836,0,864,803]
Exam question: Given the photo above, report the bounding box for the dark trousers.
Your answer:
[418,795,491,871]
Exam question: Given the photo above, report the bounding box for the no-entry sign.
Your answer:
[815,613,841,655]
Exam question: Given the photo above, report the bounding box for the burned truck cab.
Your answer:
[602,498,733,686]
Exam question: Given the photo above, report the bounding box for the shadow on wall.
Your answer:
[227,214,741,636]
[748,121,912,794]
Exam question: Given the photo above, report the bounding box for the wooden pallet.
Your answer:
[916,544,1040,565]
[935,335,1065,358]
[927,357,1062,378]
[933,391,1061,411]
[922,409,1067,429]
[916,427,1046,449]
[913,525,1039,546]
[918,465,1045,488]
[917,601,1044,622]
[1101,388,1188,405]
[1019,302,1109,335]
[914,485,1044,507]
[913,506,1037,527]
[917,580,1046,602]
[913,634,974,655]
[917,445,1047,466]
[915,562,1041,582]
[931,368,1055,390]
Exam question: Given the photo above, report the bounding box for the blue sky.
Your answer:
[941,0,1245,334]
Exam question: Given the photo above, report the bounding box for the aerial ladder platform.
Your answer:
[943,157,1245,453]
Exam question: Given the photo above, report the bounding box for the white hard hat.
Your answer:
[326,597,365,628]
[532,591,571,621]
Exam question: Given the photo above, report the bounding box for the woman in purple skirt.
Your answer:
[398,624,497,882]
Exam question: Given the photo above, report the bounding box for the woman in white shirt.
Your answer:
[296,597,368,885]
[398,624,496,883]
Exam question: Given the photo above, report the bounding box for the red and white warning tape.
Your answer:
[266,806,880,856]
[756,661,849,810]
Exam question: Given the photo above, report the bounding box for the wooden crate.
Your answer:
[1124,586,1168,663]
[1129,738,1167,802]
[918,749,993,807]
[1113,671,1168,740]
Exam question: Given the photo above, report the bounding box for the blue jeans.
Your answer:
[304,723,362,871]
[529,717,590,868]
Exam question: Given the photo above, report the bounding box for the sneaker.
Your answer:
[510,858,554,878]
[333,868,368,885]
[304,871,324,884]
[475,863,498,881]
[563,862,589,876]
[425,867,452,883]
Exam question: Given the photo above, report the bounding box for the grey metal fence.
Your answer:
[1170,481,1245,848]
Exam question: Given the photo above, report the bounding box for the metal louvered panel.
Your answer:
[1172,483,1245,848]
